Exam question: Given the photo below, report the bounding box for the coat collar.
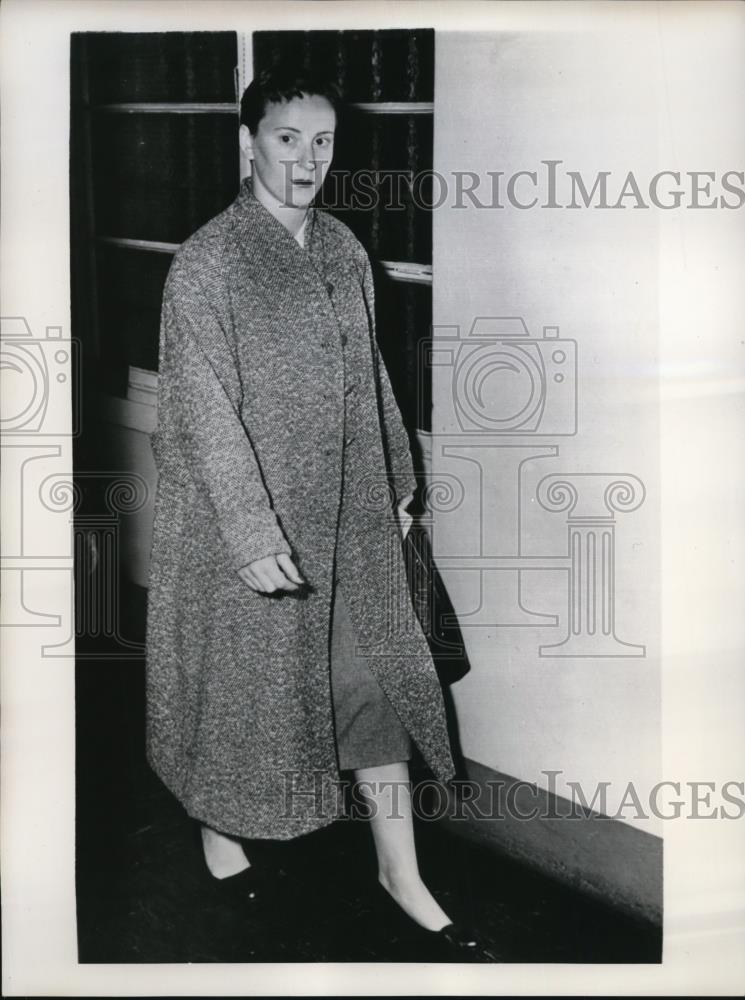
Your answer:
[232,177,342,267]
[230,177,343,328]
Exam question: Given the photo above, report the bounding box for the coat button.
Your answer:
[326,281,334,295]
[340,333,348,347]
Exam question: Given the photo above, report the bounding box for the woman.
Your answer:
[146,66,495,961]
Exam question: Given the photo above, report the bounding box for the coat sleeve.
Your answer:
[360,256,419,506]
[154,261,292,572]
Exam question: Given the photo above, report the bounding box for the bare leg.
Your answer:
[354,760,451,932]
[201,824,251,879]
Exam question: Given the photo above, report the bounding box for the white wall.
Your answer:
[432,29,661,833]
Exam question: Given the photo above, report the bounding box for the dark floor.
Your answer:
[76,651,661,964]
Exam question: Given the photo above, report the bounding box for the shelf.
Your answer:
[380,261,432,285]
[351,102,433,114]
[98,236,180,254]
[98,237,432,285]
[92,102,238,114]
[90,101,434,116]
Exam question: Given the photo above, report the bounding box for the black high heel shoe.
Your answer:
[193,821,265,902]
[374,881,500,962]
[425,921,501,963]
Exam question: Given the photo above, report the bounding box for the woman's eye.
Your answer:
[315,137,331,148]
[279,134,294,144]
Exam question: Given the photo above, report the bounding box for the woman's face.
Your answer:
[241,93,336,210]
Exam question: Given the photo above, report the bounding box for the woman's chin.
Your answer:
[287,184,318,206]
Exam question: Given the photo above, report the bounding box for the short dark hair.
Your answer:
[240,67,342,135]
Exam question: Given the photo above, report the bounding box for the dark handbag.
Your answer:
[402,521,471,685]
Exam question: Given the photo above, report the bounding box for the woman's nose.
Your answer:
[299,145,315,171]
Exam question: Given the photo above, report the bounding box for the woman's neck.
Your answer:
[250,174,309,238]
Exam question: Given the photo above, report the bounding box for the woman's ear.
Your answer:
[238,124,254,159]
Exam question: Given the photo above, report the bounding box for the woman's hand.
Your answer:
[238,553,305,593]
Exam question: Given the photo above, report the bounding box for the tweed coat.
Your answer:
[145,178,456,840]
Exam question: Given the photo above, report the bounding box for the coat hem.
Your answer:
[146,752,348,842]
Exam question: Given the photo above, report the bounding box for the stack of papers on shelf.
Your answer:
[127,365,158,406]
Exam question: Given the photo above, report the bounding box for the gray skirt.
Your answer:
[329,578,413,771]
